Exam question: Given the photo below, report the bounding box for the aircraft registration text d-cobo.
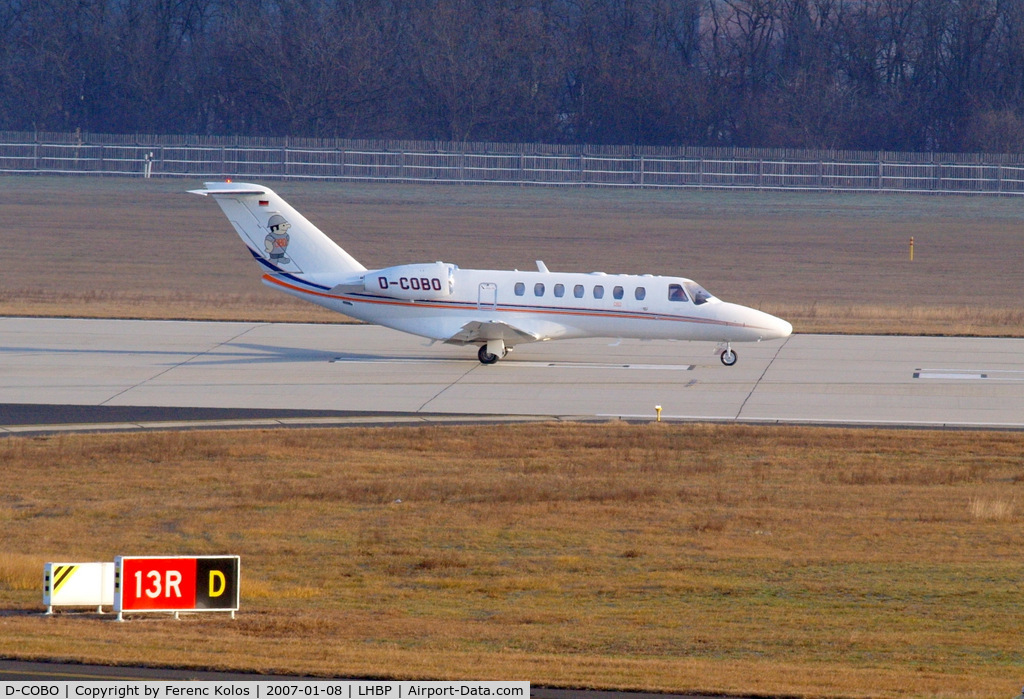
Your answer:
[368,262,455,300]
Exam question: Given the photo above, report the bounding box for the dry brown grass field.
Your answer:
[2,175,1023,335]
[1,424,1023,697]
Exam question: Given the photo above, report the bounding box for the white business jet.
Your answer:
[192,182,792,365]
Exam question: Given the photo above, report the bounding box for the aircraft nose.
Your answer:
[725,304,793,341]
[767,315,793,340]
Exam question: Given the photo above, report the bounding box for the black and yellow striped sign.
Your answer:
[49,564,79,595]
[43,561,115,609]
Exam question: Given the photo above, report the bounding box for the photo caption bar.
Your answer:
[2,682,529,699]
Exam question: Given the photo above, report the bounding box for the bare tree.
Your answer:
[215,0,403,137]
[2,0,1024,150]
[399,0,566,142]
[562,0,707,145]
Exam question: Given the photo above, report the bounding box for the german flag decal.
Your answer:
[50,564,79,595]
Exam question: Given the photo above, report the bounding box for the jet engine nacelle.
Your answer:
[366,262,455,299]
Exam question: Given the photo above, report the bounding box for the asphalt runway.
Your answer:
[2,317,1022,431]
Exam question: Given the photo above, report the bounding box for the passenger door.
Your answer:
[478,283,498,310]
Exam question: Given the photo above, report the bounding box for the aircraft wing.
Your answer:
[444,320,541,346]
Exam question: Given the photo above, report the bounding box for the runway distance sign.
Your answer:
[114,555,240,618]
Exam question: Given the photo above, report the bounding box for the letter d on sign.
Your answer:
[194,556,240,610]
[209,570,226,597]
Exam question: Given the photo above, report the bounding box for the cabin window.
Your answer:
[514,282,525,296]
[554,283,565,298]
[668,284,688,302]
[635,287,646,301]
[574,284,585,298]
[534,283,545,297]
[593,285,605,299]
[613,286,624,300]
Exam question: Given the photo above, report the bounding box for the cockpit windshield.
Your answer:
[683,281,714,305]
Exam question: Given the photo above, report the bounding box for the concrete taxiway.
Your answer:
[1,317,1022,431]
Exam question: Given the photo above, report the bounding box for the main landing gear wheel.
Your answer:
[478,345,500,364]
[720,348,738,366]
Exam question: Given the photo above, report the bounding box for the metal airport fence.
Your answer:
[2,131,1024,195]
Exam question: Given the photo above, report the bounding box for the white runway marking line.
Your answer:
[914,369,1024,381]
[330,357,454,364]
[330,357,694,371]
[512,362,695,371]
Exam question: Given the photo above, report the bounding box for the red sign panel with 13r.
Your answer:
[114,555,240,617]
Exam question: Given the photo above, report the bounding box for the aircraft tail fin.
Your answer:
[190,182,366,282]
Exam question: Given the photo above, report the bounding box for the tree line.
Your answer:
[3,0,1024,152]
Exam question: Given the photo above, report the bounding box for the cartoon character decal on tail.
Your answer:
[264,214,292,265]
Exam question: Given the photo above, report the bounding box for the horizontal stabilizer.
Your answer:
[189,185,267,197]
